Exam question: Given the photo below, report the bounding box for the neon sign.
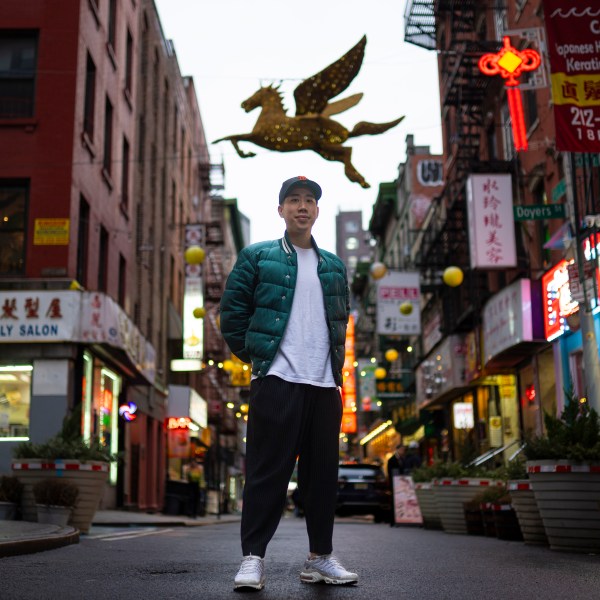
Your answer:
[118,402,138,422]
[479,36,541,151]
[542,259,578,341]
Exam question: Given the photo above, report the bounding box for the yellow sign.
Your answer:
[33,218,70,245]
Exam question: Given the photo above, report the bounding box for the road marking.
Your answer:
[87,527,175,541]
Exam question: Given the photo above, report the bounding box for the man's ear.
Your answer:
[278,204,283,218]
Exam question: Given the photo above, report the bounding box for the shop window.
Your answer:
[83,354,121,485]
[0,365,32,440]
[0,31,38,118]
[0,180,27,276]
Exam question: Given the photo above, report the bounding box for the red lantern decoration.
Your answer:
[479,36,541,152]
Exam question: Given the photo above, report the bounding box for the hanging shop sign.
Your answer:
[482,279,542,364]
[357,359,380,413]
[376,270,421,335]
[466,174,517,269]
[543,0,600,153]
[453,402,474,430]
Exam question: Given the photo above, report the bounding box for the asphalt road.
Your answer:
[1,515,599,599]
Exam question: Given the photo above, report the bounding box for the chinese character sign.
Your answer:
[543,1,600,152]
[376,271,421,335]
[466,174,516,269]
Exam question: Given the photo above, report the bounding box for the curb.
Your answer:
[0,526,79,558]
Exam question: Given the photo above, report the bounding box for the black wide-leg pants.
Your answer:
[241,375,342,558]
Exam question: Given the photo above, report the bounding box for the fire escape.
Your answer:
[405,0,509,334]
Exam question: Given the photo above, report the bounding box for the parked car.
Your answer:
[336,463,392,522]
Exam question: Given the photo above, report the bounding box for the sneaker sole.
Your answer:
[300,572,358,585]
[234,582,265,591]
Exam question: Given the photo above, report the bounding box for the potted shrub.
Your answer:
[33,478,79,527]
[0,475,24,520]
[11,408,114,533]
[524,396,600,553]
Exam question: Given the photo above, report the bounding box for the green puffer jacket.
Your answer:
[220,232,350,386]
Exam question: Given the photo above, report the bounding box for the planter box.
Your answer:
[0,501,17,520]
[491,503,523,541]
[480,502,497,538]
[527,460,600,553]
[12,459,109,533]
[463,503,485,536]
[508,480,548,545]
[434,478,504,534]
[37,504,72,527]
[414,483,442,530]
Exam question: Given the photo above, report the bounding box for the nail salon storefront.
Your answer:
[0,289,165,511]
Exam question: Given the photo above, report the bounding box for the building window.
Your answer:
[98,225,109,292]
[345,220,359,233]
[346,237,359,251]
[121,136,130,211]
[103,97,113,175]
[77,195,90,286]
[118,254,126,306]
[0,31,38,118]
[124,28,133,95]
[0,364,32,440]
[524,89,538,131]
[83,53,96,139]
[108,0,117,51]
[0,180,27,275]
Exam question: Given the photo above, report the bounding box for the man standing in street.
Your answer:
[220,176,358,591]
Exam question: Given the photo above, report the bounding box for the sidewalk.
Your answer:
[0,509,241,558]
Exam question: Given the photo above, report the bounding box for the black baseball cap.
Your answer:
[279,176,322,204]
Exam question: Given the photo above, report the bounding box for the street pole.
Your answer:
[565,152,600,413]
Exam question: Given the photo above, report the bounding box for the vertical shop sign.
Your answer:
[543,1,600,152]
[183,225,204,359]
[376,271,421,335]
[466,174,516,269]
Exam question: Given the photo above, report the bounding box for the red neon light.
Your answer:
[167,417,192,430]
[479,36,541,152]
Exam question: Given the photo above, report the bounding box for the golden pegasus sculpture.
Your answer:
[213,36,404,188]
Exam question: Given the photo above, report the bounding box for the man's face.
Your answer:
[278,186,319,235]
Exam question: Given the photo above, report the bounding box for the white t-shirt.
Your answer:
[267,245,336,387]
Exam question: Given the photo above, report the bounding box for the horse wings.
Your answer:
[294,36,366,117]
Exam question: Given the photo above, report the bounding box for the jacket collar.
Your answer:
[281,231,321,258]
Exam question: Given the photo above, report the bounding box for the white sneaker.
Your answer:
[300,554,358,585]
[234,555,265,590]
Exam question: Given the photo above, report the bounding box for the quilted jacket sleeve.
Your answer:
[219,248,256,364]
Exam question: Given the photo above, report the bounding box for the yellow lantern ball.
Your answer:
[374,367,387,380]
[399,301,413,315]
[222,359,234,372]
[185,245,206,265]
[385,348,399,362]
[369,262,387,280]
[443,266,464,287]
[192,307,206,319]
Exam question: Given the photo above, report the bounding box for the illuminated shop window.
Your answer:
[0,365,32,441]
[84,355,121,484]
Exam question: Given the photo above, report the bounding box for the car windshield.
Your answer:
[338,466,382,479]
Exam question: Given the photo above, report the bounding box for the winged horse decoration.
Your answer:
[213,36,404,188]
